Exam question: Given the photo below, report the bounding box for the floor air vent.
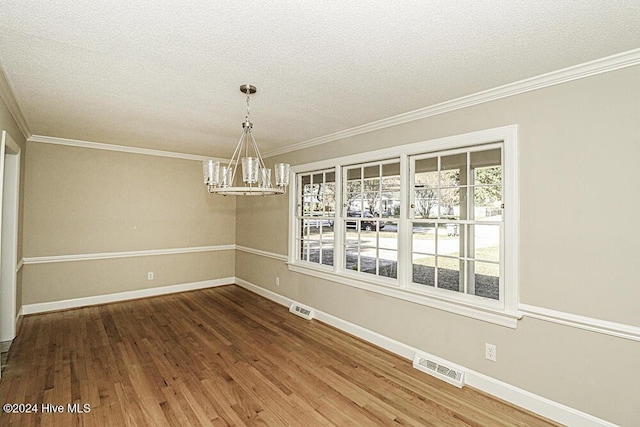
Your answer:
[289,303,314,320]
[412,352,465,388]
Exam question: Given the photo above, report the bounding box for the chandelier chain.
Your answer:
[245,91,251,123]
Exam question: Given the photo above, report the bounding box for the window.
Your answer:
[410,146,502,300]
[288,125,519,327]
[343,160,400,279]
[296,170,336,266]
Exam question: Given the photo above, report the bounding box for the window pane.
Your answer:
[414,191,438,219]
[414,156,438,220]
[323,194,336,215]
[346,199,363,215]
[379,249,398,279]
[415,157,438,185]
[379,221,397,250]
[440,153,466,187]
[470,262,499,300]
[382,175,400,191]
[363,165,379,179]
[473,224,500,262]
[440,186,467,220]
[347,167,361,179]
[436,224,460,257]
[346,168,362,197]
[471,149,502,185]
[437,257,463,293]
[381,162,400,218]
[473,184,502,221]
[345,245,359,271]
[412,254,435,286]
[412,223,436,255]
[362,191,380,215]
[321,244,334,267]
[302,201,312,216]
[359,219,380,233]
[382,162,400,178]
[381,197,400,218]
[358,245,377,275]
[345,225,359,242]
[302,220,321,236]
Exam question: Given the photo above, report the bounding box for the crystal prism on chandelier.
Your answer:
[202,84,290,195]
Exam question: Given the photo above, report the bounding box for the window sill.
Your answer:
[287,262,522,328]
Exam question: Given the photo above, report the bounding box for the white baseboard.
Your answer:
[21,277,234,315]
[234,278,616,427]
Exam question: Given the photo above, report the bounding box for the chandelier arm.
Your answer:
[248,130,268,171]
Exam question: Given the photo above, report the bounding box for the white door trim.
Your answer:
[0,130,20,342]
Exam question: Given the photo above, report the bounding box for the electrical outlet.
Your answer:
[485,343,497,362]
[147,272,154,280]
[275,276,280,286]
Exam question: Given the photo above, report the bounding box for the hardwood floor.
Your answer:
[0,285,559,426]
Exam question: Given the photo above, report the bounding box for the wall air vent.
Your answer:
[289,303,314,320]
[412,352,465,388]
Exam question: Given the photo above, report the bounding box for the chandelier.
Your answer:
[202,84,290,195]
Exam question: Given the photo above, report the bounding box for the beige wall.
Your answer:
[5,62,639,424]
[236,65,640,425]
[22,142,236,304]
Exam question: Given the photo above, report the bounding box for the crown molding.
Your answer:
[0,66,32,140]
[264,48,640,158]
[28,134,225,162]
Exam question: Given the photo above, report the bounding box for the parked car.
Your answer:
[346,210,385,231]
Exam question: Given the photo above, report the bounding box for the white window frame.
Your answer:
[342,158,401,282]
[295,169,337,267]
[287,125,521,327]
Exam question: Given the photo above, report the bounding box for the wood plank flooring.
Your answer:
[0,285,559,426]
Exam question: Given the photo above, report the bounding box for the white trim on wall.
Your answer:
[519,303,640,342]
[27,135,225,162]
[236,245,288,262]
[234,278,616,427]
[21,277,234,315]
[21,245,236,265]
[264,48,640,158]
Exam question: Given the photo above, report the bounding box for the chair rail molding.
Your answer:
[519,303,640,342]
[21,245,236,265]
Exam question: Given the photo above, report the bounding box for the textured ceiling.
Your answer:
[0,1,639,157]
